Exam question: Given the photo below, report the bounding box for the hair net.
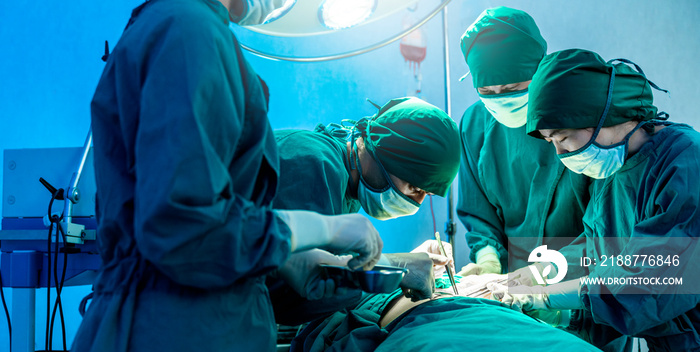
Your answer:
[355,97,460,197]
[459,7,547,88]
[526,49,658,137]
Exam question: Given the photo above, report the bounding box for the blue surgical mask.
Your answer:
[479,89,529,128]
[353,142,420,220]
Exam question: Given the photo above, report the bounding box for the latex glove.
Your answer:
[277,249,353,300]
[277,210,383,270]
[529,309,572,328]
[458,245,501,276]
[507,262,558,287]
[410,240,454,278]
[487,278,583,312]
[379,253,434,301]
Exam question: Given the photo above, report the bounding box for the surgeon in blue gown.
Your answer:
[491,49,700,352]
[71,1,383,351]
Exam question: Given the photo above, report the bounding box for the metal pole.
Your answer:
[441,5,457,265]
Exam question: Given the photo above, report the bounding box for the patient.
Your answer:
[291,256,601,352]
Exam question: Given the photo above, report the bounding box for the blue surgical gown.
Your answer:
[71,0,291,351]
[268,126,363,325]
[581,123,700,351]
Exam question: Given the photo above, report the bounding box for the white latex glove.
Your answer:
[278,249,353,300]
[277,210,383,270]
[379,252,435,301]
[458,245,501,276]
[507,262,558,287]
[487,279,583,312]
[529,309,572,328]
[410,240,454,278]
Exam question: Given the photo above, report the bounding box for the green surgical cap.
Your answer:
[356,97,460,197]
[460,7,547,88]
[526,49,658,137]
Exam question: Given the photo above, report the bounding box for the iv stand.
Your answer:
[440,5,457,266]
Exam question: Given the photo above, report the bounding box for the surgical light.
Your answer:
[318,0,377,30]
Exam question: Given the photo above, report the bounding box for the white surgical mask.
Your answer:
[236,0,290,26]
[354,143,419,220]
[479,89,529,128]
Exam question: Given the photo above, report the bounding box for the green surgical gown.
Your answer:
[71,1,291,351]
[273,126,360,215]
[581,123,700,350]
[268,126,363,325]
[457,101,590,272]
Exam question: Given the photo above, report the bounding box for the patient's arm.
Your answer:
[378,273,507,328]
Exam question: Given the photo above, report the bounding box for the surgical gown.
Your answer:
[581,123,700,351]
[457,102,630,351]
[268,126,363,325]
[71,0,291,351]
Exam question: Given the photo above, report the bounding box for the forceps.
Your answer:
[434,232,458,295]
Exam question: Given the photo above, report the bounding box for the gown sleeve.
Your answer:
[583,144,700,335]
[456,105,508,266]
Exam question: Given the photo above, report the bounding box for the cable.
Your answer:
[0,271,11,352]
[45,188,68,352]
[49,216,69,351]
[49,225,68,351]
[46,198,56,352]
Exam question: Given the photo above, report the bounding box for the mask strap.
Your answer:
[641,111,670,134]
[655,111,670,121]
[588,66,617,143]
[608,58,669,95]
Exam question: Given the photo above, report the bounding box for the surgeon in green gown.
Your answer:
[455,7,631,351]
[491,48,700,351]
[269,97,461,325]
[71,1,383,351]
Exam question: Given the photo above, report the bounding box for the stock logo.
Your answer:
[528,245,568,285]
